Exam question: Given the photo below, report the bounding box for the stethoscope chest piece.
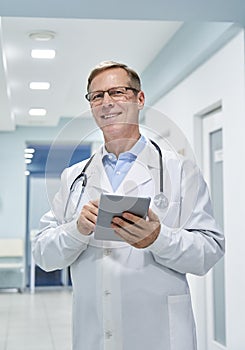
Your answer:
[154,192,169,210]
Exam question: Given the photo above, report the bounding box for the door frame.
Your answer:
[202,111,226,350]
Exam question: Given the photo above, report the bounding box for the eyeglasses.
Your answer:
[85,86,139,105]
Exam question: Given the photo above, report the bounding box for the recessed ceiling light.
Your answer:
[29,108,47,116]
[25,170,30,176]
[25,148,35,153]
[31,49,56,59]
[29,31,56,41]
[24,153,33,159]
[29,82,51,90]
[25,159,32,164]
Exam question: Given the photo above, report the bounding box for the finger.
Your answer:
[112,222,155,247]
[84,210,98,225]
[112,224,139,245]
[112,216,148,240]
[83,202,98,216]
[121,212,146,227]
[90,199,99,208]
[112,216,142,234]
[78,202,98,229]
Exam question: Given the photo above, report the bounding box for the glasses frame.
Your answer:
[85,86,140,103]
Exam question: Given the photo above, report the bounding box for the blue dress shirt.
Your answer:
[102,135,146,191]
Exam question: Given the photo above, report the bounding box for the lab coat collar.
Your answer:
[86,149,113,194]
[88,138,160,195]
[137,138,161,169]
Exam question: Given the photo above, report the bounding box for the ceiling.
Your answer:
[0,0,245,133]
[0,17,182,131]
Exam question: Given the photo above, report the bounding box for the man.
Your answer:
[33,61,225,350]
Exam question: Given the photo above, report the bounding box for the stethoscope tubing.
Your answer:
[148,139,163,193]
[63,140,166,222]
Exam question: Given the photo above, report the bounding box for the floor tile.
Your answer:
[0,289,72,350]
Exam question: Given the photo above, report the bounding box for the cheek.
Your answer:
[91,107,102,123]
[123,105,139,122]
[118,101,138,114]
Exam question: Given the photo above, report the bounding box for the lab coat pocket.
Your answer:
[168,294,197,350]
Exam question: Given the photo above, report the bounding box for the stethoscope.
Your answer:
[63,140,169,222]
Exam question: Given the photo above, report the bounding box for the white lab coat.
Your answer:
[33,138,225,350]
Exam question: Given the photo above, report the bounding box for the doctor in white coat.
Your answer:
[33,61,225,350]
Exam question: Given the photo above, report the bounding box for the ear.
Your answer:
[137,90,145,110]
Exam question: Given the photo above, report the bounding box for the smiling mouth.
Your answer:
[101,112,121,119]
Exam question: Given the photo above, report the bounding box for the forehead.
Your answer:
[90,68,130,91]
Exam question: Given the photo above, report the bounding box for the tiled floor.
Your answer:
[0,289,72,350]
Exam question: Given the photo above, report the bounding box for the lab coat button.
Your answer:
[116,171,120,175]
[105,330,112,339]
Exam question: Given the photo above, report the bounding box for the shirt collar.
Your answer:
[101,134,146,159]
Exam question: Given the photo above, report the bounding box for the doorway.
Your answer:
[25,143,91,288]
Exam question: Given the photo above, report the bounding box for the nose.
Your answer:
[102,91,114,105]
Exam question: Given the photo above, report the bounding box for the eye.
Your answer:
[110,88,125,97]
[91,92,104,101]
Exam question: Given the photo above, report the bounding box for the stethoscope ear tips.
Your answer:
[153,192,169,210]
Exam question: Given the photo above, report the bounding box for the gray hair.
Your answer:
[87,61,141,92]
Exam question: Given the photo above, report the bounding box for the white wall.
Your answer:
[0,116,99,240]
[145,31,245,350]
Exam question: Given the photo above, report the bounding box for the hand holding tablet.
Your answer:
[94,194,151,241]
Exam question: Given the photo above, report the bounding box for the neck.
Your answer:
[104,132,141,157]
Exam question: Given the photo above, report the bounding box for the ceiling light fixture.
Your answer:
[31,49,56,59]
[25,148,35,153]
[29,82,51,90]
[25,159,32,164]
[29,31,56,41]
[24,153,33,159]
[29,108,47,116]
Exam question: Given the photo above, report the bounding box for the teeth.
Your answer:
[104,115,115,119]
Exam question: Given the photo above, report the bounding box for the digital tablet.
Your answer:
[94,194,151,241]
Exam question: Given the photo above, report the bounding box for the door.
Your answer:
[203,112,226,350]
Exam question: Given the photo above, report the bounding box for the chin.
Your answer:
[103,124,123,138]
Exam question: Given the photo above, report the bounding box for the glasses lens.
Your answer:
[93,91,105,102]
[109,87,127,98]
[86,87,137,104]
